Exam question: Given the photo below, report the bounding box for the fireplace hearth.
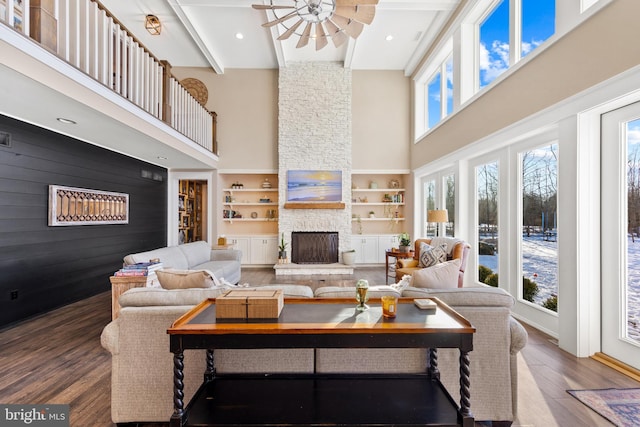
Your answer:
[291,232,339,264]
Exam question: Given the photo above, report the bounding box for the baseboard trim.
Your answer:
[591,352,640,382]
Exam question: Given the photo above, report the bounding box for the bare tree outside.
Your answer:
[521,144,558,310]
[445,174,455,236]
[424,179,436,236]
[626,119,640,342]
[477,162,499,286]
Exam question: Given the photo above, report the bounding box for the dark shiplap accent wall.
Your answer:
[0,115,167,327]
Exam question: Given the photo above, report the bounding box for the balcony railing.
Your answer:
[0,0,217,154]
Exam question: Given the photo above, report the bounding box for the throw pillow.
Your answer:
[156,269,214,290]
[411,259,461,289]
[418,242,447,268]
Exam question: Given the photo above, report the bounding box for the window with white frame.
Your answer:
[477,161,499,286]
[414,39,453,138]
[520,143,558,311]
[426,56,454,129]
[424,178,436,236]
[422,172,456,237]
[478,0,555,90]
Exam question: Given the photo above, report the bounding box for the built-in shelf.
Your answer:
[223,202,278,206]
[223,218,278,222]
[352,188,406,192]
[352,202,404,206]
[353,218,406,222]
[223,188,278,192]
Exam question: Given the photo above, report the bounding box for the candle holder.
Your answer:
[355,279,369,311]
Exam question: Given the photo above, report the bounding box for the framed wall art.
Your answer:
[48,185,129,226]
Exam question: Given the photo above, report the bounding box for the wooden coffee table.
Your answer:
[168,297,475,427]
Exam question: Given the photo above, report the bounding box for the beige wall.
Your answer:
[411,0,640,169]
[171,68,279,170]
[352,70,411,170]
[172,67,411,172]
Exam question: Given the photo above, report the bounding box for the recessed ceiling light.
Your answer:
[385,35,394,41]
[157,156,167,160]
[235,32,244,40]
[56,117,76,124]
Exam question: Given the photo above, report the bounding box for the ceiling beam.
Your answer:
[166,0,225,74]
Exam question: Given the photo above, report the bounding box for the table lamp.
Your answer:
[427,209,448,236]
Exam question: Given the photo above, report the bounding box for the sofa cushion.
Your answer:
[157,269,214,290]
[119,287,227,307]
[255,284,314,298]
[193,260,241,282]
[314,285,401,298]
[124,246,189,270]
[401,286,515,308]
[418,242,447,268]
[315,348,427,374]
[179,241,211,268]
[411,259,461,289]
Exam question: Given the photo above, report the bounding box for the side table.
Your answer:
[385,249,414,284]
[110,275,148,319]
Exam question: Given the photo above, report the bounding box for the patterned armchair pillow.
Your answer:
[418,242,447,268]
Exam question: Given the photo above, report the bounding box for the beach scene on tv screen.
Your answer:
[287,170,342,202]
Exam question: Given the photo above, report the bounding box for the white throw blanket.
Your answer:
[429,236,462,255]
[390,274,413,293]
[203,270,249,288]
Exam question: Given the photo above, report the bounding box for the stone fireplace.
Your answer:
[277,62,353,274]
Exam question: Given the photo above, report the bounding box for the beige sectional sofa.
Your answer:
[124,241,242,285]
[101,283,527,426]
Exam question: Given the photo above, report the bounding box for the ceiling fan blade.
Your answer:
[296,22,312,48]
[277,18,304,41]
[336,0,379,5]
[262,10,299,28]
[334,5,376,25]
[324,19,348,47]
[330,15,364,39]
[315,23,328,51]
[251,4,296,10]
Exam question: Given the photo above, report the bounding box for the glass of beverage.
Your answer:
[355,279,369,311]
[381,295,398,318]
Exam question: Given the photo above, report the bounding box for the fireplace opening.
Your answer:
[291,232,339,264]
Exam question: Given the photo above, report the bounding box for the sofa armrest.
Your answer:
[401,286,515,308]
[209,249,242,262]
[100,320,120,355]
[510,317,528,354]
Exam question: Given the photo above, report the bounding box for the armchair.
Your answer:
[395,237,470,287]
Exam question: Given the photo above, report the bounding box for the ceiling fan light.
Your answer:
[145,14,162,35]
[253,0,378,50]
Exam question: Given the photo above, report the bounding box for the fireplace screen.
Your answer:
[291,232,339,264]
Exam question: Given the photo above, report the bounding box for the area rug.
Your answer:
[567,388,640,427]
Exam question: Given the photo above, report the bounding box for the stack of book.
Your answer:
[114,261,163,287]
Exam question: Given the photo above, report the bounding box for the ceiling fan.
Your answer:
[252,0,379,51]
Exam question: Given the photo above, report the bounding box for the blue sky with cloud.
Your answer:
[480,0,555,87]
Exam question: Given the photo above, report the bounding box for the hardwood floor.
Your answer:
[0,266,638,427]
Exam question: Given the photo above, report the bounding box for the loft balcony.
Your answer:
[0,0,217,169]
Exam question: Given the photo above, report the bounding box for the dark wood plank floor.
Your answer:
[0,266,638,427]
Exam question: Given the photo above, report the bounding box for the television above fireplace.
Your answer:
[286,170,342,203]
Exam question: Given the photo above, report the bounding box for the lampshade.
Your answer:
[145,15,162,35]
[427,209,448,223]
